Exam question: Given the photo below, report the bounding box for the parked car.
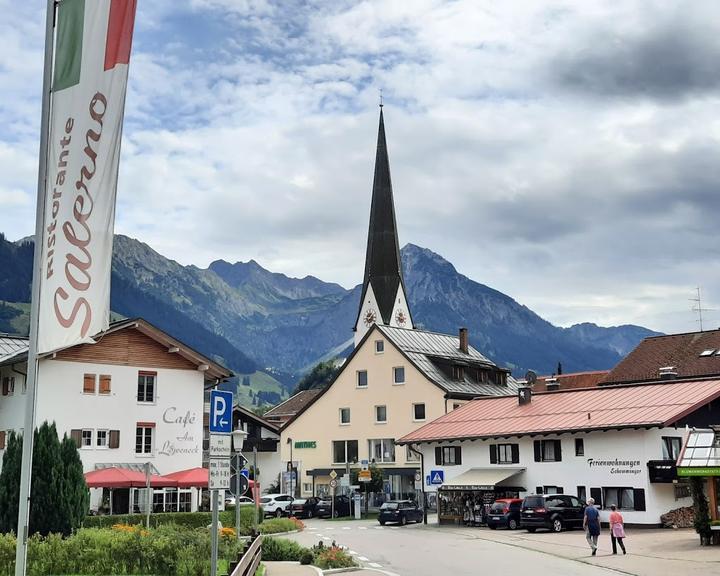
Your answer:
[316,495,351,518]
[290,497,320,519]
[260,494,294,518]
[225,495,254,507]
[520,494,586,533]
[486,498,523,530]
[378,500,423,526]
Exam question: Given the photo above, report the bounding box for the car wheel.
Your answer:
[275,509,283,518]
[400,515,407,526]
[379,521,386,526]
[333,510,339,518]
[488,525,497,530]
[526,528,536,533]
[552,518,563,533]
[508,518,518,530]
[307,510,313,519]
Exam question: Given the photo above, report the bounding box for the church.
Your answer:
[277,107,515,501]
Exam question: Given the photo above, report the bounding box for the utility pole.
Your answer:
[691,286,715,332]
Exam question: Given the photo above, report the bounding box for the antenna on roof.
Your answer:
[379,88,383,108]
[690,286,715,332]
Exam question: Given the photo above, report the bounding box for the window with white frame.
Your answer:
[369,438,395,463]
[413,403,426,421]
[498,444,513,464]
[375,340,384,353]
[135,425,154,455]
[81,429,93,448]
[137,372,156,403]
[603,487,636,510]
[333,440,358,464]
[406,445,420,462]
[339,407,350,425]
[435,445,462,466]
[96,429,109,448]
[662,437,682,460]
[393,366,405,384]
[534,439,562,462]
[375,405,387,423]
[357,370,368,388]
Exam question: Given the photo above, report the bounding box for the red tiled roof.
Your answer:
[398,379,720,443]
[603,330,720,384]
[534,370,609,392]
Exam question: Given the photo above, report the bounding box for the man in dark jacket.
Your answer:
[583,498,601,555]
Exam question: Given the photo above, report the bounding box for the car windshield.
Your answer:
[293,499,307,504]
[260,497,271,504]
[490,502,508,512]
[381,503,399,510]
[524,497,544,508]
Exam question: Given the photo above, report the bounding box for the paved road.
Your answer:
[284,519,625,576]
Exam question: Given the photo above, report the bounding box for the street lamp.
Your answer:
[286,437,294,498]
[231,428,248,538]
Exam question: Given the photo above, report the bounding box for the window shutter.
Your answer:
[109,430,120,449]
[590,487,602,508]
[633,488,646,511]
[0,431,5,450]
[83,374,96,394]
[555,439,562,461]
[70,429,82,446]
[535,486,543,494]
[99,375,111,394]
[533,440,541,462]
[489,444,498,464]
[1,378,7,396]
[511,444,520,464]
[455,447,462,465]
[557,487,564,494]
[435,447,442,465]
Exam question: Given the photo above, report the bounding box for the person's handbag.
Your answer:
[612,523,626,538]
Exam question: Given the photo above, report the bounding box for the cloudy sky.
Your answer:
[2,0,720,334]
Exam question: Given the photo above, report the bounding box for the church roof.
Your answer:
[356,108,410,327]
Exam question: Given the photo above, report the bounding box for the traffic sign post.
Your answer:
[329,479,337,518]
[209,390,233,576]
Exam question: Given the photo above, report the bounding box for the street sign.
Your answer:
[414,471,422,482]
[429,470,444,485]
[209,434,231,458]
[233,453,248,470]
[340,475,350,487]
[240,469,250,479]
[209,459,231,489]
[329,479,338,489]
[238,473,250,496]
[329,469,338,480]
[360,459,369,471]
[358,470,371,482]
[209,389,233,434]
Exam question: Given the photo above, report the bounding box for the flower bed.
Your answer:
[259,517,304,535]
[262,537,357,570]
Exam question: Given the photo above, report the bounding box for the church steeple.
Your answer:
[354,107,413,346]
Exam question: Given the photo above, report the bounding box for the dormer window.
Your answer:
[452,366,464,381]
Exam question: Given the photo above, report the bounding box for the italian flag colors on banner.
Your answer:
[37,0,137,354]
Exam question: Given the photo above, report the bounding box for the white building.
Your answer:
[0,318,231,513]
[398,378,720,526]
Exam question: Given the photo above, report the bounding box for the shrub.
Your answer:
[259,518,302,534]
[313,546,357,570]
[261,538,308,562]
[300,550,314,565]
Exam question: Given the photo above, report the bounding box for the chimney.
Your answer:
[659,366,678,381]
[545,377,560,391]
[518,386,531,405]
[557,362,563,376]
[459,327,469,354]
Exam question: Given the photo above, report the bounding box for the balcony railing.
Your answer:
[647,459,677,483]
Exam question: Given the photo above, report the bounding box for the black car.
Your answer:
[316,495,351,518]
[378,501,423,526]
[290,497,319,519]
[520,494,586,533]
[486,498,523,530]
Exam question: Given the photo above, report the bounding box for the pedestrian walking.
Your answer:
[583,498,601,555]
[609,505,627,555]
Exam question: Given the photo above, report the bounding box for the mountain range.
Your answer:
[0,232,660,404]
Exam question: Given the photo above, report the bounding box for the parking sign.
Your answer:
[209,389,233,434]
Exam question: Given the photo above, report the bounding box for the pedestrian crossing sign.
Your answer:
[430,470,444,485]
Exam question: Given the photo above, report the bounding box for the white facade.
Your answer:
[417,427,691,525]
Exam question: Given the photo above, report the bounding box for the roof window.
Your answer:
[700,349,716,357]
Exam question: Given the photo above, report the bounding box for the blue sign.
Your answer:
[430,470,444,485]
[210,390,233,434]
[240,469,250,478]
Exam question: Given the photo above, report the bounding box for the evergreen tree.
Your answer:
[293,360,339,394]
[29,422,64,535]
[60,433,88,535]
[0,431,22,533]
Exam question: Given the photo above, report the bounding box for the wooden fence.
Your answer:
[230,534,263,576]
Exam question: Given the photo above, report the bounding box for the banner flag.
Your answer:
[37,0,137,354]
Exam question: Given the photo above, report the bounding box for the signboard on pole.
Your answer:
[358,470,371,482]
[209,460,231,490]
[209,434,231,458]
[209,390,233,434]
[37,0,138,354]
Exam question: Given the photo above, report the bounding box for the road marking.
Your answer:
[374,526,384,530]
[349,551,358,556]
[358,556,369,562]
[390,526,399,530]
[321,536,331,540]
[342,526,351,530]
[359,527,368,530]
[369,563,383,569]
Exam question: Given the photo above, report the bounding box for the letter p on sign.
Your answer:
[210,390,233,434]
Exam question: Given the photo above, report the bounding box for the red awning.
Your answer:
[163,467,258,489]
[85,467,177,489]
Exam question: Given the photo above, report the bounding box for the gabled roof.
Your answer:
[233,403,279,434]
[0,318,232,381]
[355,108,410,328]
[0,334,28,365]
[264,389,323,420]
[398,378,720,444]
[603,330,720,385]
[283,324,515,428]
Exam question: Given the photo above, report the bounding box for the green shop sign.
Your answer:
[677,467,720,477]
[294,441,316,449]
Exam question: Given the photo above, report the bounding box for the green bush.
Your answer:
[300,550,314,565]
[259,518,299,534]
[83,507,263,534]
[261,538,308,562]
[311,542,357,570]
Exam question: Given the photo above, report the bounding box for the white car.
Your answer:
[225,495,255,506]
[260,494,294,518]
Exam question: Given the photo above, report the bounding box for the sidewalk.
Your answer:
[421,524,720,576]
[264,562,321,576]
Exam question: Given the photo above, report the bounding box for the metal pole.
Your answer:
[211,489,219,576]
[15,2,55,574]
[145,463,151,529]
[253,447,258,533]
[235,455,240,539]
[290,442,293,498]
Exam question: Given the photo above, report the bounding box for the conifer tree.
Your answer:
[29,422,64,535]
[60,433,89,534]
[0,430,22,533]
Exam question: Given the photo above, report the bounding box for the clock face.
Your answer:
[363,309,377,327]
[395,310,407,326]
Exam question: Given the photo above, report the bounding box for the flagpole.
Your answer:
[15,1,56,574]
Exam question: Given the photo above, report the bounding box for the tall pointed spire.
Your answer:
[354,107,413,345]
